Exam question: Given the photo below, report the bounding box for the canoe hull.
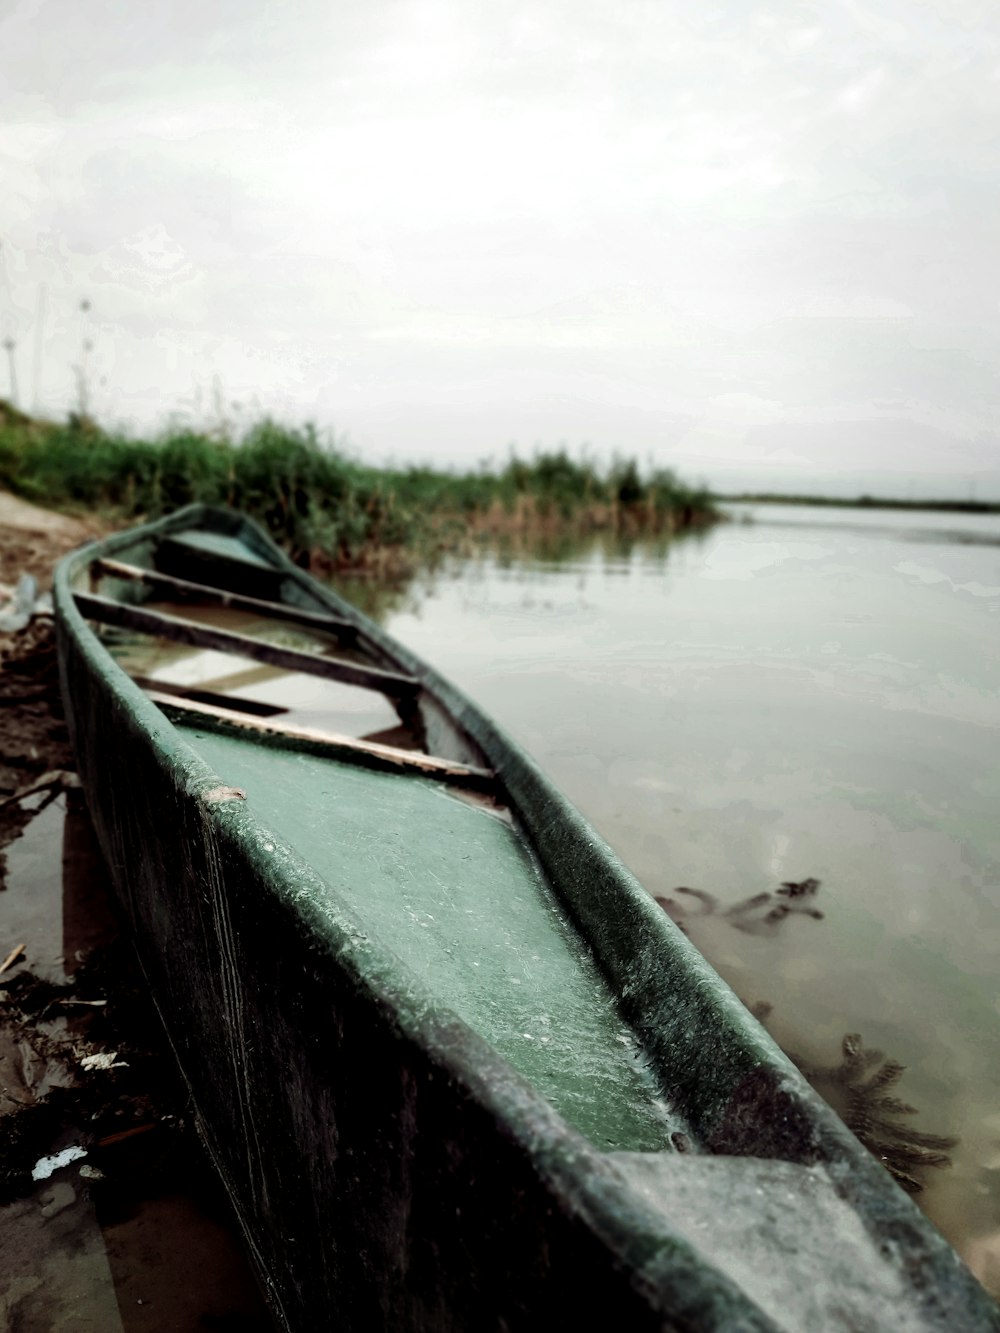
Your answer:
[55,506,1000,1332]
[56,580,771,1330]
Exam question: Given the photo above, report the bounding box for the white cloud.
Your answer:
[0,0,999,494]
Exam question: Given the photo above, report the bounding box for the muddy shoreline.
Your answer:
[0,506,274,1329]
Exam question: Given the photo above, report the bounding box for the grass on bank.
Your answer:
[721,490,1000,515]
[0,403,716,574]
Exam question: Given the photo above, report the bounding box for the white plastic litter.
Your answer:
[31,1146,87,1180]
[80,1051,128,1071]
[0,573,39,632]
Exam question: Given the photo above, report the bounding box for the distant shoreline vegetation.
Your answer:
[720,491,1000,515]
[0,401,716,574]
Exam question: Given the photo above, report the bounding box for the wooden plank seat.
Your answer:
[74,593,420,701]
[146,691,497,792]
[92,558,360,641]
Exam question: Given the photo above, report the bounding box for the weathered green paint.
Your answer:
[54,505,1000,1332]
[166,528,274,566]
[180,723,680,1152]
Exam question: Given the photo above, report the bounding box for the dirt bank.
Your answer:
[0,491,96,813]
[0,491,104,591]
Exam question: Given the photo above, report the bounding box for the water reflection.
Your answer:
[323,523,716,627]
[725,500,1000,544]
[484,523,714,570]
[315,568,418,624]
[0,792,275,1328]
[355,503,1000,1293]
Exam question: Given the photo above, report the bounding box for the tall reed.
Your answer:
[0,407,717,572]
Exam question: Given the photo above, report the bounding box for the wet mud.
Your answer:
[1,606,274,1330]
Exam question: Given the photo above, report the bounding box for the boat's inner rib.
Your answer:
[147,691,498,792]
[129,674,290,718]
[74,592,420,700]
[91,557,361,642]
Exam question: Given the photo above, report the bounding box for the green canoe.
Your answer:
[54,505,998,1332]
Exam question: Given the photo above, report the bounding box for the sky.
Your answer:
[2,0,1000,497]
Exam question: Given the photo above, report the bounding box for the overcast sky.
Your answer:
[2,0,999,496]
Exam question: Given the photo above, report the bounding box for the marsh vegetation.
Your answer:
[0,402,715,574]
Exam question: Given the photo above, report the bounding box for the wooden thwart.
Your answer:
[146,690,496,791]
[92,558,359,640]
[75,592,419,700]
[129,675,288,718]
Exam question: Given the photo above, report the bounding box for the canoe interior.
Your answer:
[79,526,458,758]
[102,617,411,744]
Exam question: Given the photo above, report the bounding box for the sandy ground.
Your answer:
[0,491,104,592]
[0,490,99,802]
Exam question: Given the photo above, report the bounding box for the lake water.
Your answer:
[341,503,1000,1291]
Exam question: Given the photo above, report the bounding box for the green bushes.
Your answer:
[0,404,716,571]
[499,450,599,516]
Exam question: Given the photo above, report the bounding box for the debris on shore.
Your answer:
[0,510,274,1329]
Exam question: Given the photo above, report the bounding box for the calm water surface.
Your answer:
[355,504,1000,1288]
